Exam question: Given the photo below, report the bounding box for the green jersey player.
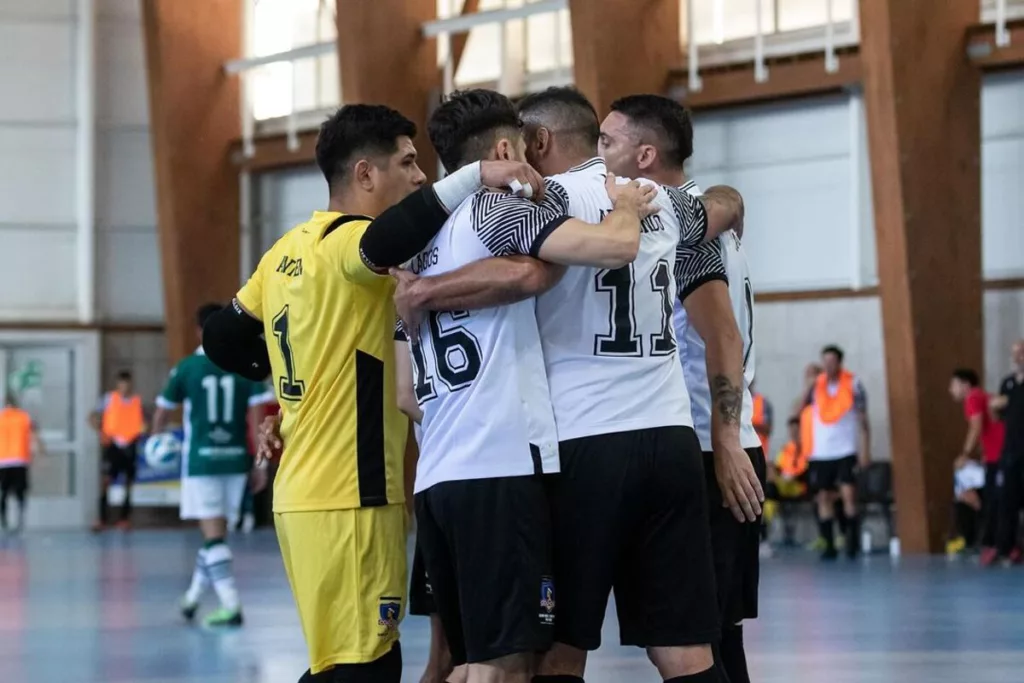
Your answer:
[152,303,274,628]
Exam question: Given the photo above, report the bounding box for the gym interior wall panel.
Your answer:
[0,0,73,19]
[981,72,1024,281]
[984,288,1024,389]
[0,127,77,225]
[95,128,156,231]
[97,6,150,127]
[255,166,325,251]
[95,228,163,322]
[0,20,75,123]
[751,295,890,461]
[691,95,858,293]
[0,226,78,318]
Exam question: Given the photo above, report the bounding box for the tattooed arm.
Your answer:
[680,241,764,522]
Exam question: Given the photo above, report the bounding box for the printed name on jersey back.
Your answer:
[408,246,439,274]
[597,208,665,235]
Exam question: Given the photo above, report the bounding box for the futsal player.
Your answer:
[152,303,274,627]
[598,93,766,683]
[202,103,545,683]
[392,87,751,683]
[404,88,659,683]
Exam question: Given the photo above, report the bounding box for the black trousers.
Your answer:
[981,462,1001,547]
[996,453,1024,556]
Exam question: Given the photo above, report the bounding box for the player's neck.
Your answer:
[327,190,382,219]
[644,168,687,187]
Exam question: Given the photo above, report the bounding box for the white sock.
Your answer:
[204,541,240,612]
[184,548,210,604]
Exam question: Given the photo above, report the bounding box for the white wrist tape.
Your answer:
[433,161,482,213]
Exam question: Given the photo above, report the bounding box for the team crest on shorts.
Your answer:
[378,597,401,636]
[538,577,556,625]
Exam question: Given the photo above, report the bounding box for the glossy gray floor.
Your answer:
[1,530,1022,683]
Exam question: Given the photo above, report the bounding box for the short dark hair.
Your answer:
[516,86,600,153]
[315,104,417,188]
[787,416,800,427]
[196,303,223,329]
[116,370,133,382]
[821,345,845,363]
[609,94,693,167]
[428,89,522,174]
[952,368,980,387]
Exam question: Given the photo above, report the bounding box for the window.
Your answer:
[249,0,339,121]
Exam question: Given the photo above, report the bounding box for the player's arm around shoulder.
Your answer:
[533,174,657,268]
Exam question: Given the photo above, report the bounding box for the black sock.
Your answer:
[720,624,749,683]
[819,517,835,550]
[955,502,978,547]
[846,514,861,557]
[99,491,109,524]
[533,677,585,683]
[665,665,723,683]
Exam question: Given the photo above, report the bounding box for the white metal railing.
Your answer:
[981,0,1024,47]
[683,0,859,93]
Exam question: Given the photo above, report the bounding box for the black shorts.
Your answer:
[408,540,436,616]
[103,443,137,481]
[0,466,29,496]
[550,426,720,650]
[703,448,766,625]
[807,455,858,493]
[414,474,554,665]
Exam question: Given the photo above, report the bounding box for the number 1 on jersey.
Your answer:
[272,306,306,401]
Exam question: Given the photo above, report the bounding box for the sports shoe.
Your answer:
[116,520,132,531]
[91,521,106,534]
[1008,547,1023,566]
[759,541,774,559]
[979,546,999,567]
[241,513,255,534]
[203,607,243,628]
[946,536,966,557]
[180,596,199,622]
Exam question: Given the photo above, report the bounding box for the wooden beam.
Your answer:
[966,19,1024,71]
[860,0,982,554]
[232,131,319,173]
[336,0,439,178]
[670,49,862,112]
[142,0,242,363]
[569,0,681,115]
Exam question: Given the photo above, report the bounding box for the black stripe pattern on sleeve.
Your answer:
[472,179,571,257]
[394,317,407,342]
[676,236,728,301]
[664,184,709,248]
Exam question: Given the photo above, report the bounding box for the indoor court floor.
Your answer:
[1,530,1022,683]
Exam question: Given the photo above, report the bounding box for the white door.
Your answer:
[0,330,100,529]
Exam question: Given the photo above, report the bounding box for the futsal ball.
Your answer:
[143,432,182,471]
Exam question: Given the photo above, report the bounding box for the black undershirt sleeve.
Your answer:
[202,301,271,382]
[358,186,450,271]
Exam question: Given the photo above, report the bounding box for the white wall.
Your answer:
[95,0,162,322]
[0,0,162,323]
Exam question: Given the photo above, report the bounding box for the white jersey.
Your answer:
[408,192,560,493]
[489,157,716,441]
[673,181,761,452]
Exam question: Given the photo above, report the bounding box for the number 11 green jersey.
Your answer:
[157,348,275,477]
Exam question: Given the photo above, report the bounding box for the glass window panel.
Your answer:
[685,0,777,45]
[526,8,573,73]
[6,347,74,443]
[777,0,853,32]
[250,0,337,120]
